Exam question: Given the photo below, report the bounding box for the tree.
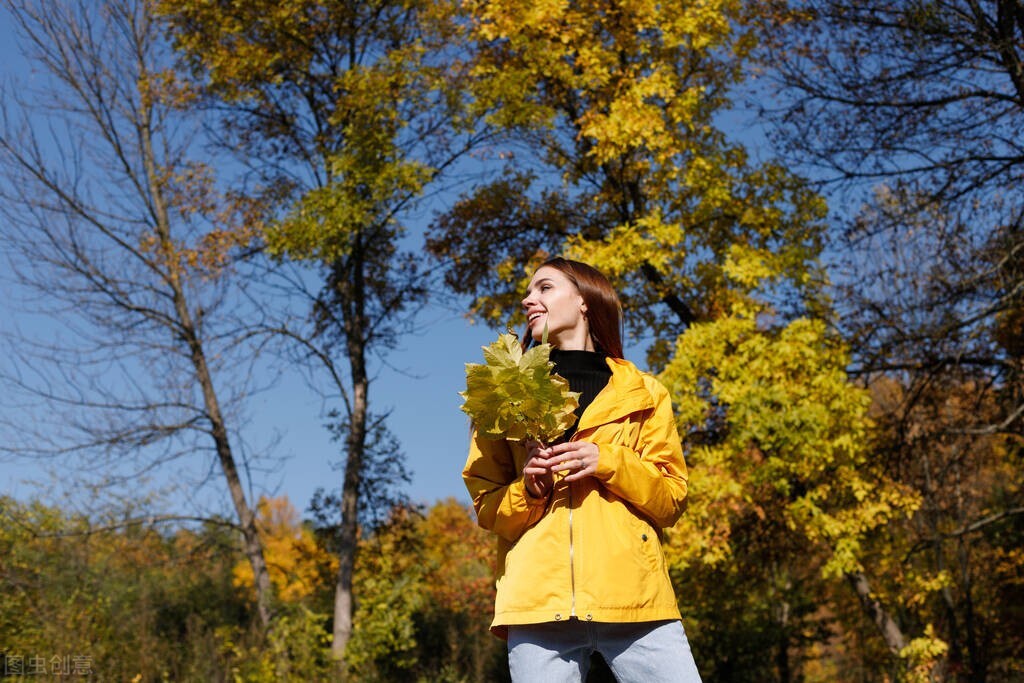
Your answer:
[427,0,826,350]
[763,0,1024,396]
[0,493,346,680]
[852,375,1024,681]
[157,0,481,659]
[661,314,927,681]
[764,1,1024,678]
[414,498,503,681]
[0,0,275,627]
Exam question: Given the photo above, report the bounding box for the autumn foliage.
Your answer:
[1,0,1022,680]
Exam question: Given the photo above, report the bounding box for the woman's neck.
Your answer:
[550,331,594,351]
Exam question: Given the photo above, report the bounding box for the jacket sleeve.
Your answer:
[463,430,549,543]
[592,378,689,529]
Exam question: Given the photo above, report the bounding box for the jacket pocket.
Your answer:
[628,513,664,574]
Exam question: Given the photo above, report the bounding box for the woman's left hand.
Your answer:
[543,441,600,482]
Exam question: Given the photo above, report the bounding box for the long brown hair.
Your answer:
[523,257,624,358]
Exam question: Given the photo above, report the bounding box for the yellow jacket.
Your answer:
[463,357,689,637]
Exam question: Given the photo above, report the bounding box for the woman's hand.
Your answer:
[544,441,600,482]
[524,440,601,496]
[523,440,554,498]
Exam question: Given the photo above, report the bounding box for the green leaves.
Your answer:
[460,332,580,442]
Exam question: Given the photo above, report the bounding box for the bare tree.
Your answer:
[0,0,275,628]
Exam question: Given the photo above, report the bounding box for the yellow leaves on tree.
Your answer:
[158,0,454,265]
[431,0,827,348]
[133,159,263,281]
[264,158,432,263]
[136,68,198,110]
[157,0,319,103]
[899,624,950,683]
[469,0,741,149]
[564,212,685,281]
[660,311,919,577]
[232,496,336,604]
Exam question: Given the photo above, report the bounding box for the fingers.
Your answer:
[544,441,598,480]
[523,444,554,498]
[524,463,553,479]
[555,461,589,482]
[523,452,554,498]
[524,440,598,490]
[524,452,552,471]
[525,472,552,498]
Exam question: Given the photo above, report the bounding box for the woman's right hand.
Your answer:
[523,440,554,499]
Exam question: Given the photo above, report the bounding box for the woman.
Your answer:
[463,257,702,682]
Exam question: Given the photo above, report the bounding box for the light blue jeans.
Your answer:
[507,619,702,683]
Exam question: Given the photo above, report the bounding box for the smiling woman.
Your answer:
[522,260,624,359]
[463,257,703,682]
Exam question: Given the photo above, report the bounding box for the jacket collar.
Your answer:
[575,357,653,433]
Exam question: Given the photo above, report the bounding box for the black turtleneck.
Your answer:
[550,348,612,438]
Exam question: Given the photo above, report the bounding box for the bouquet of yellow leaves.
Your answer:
[460,331,580,442]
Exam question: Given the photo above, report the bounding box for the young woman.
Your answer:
[463,258,702,682]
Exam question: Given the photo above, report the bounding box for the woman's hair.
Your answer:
[524,257,624,358]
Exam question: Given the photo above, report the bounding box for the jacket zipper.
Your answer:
[568,479,576,618]
[568,431,582,618]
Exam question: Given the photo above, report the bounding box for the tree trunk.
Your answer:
[845,570,907,655]
[193,337,275,629]
[331,245,371,661]
[776,600,791,683]
[139,101,274,629]
[332,376,366,660]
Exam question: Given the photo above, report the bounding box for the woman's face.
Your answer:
[521,266,593,350]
